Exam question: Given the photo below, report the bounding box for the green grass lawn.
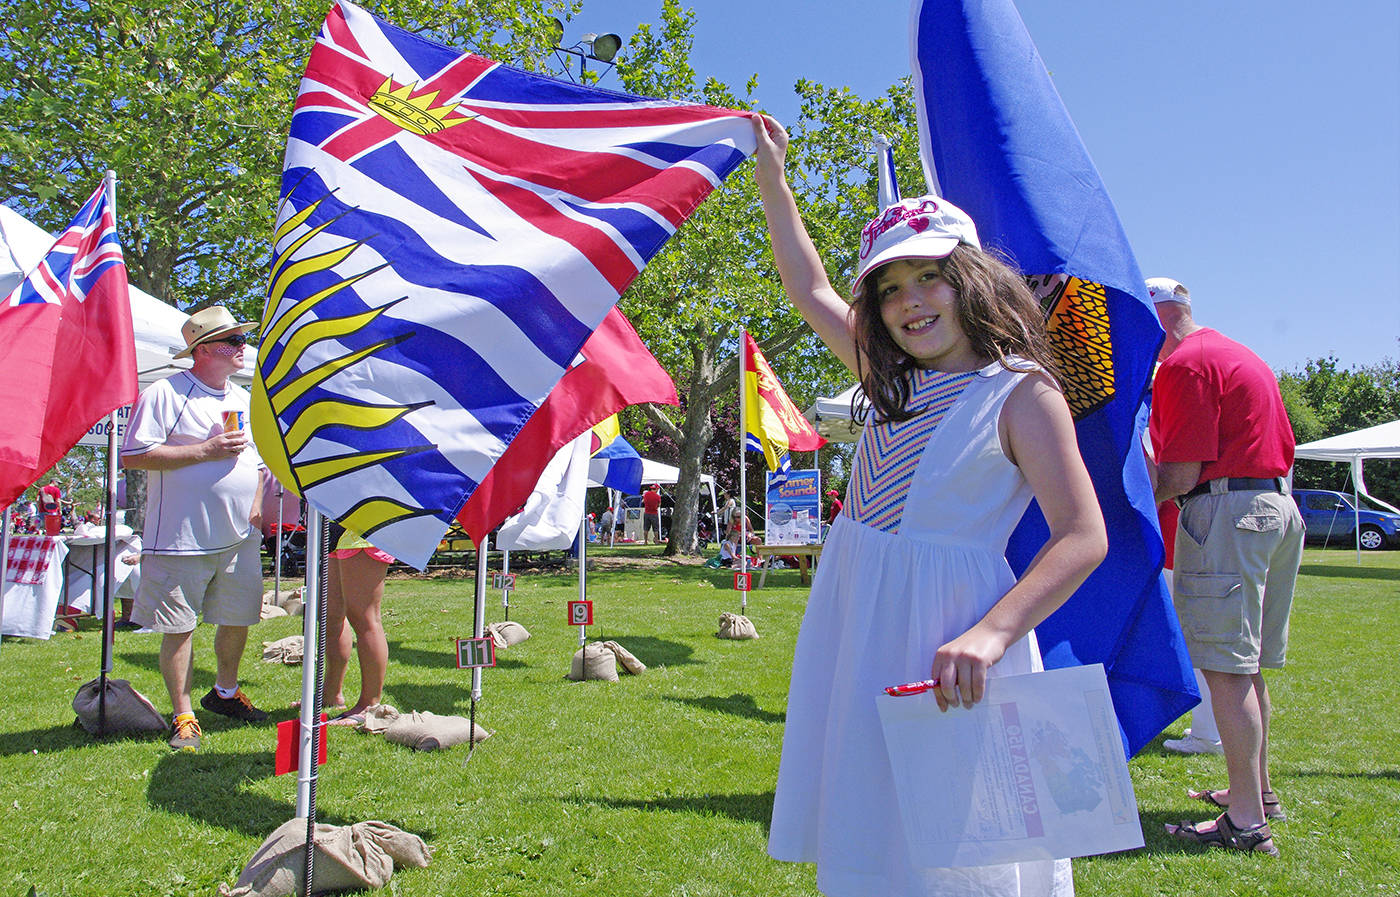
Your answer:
[1,547,1396,896]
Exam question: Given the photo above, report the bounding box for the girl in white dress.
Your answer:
[751,115,1108,897]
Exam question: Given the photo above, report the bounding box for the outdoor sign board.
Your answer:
[765,469,821,545]
[77,403,132,447]
[733,571,751,592]
[492,572,517,590]
[568,599,594,626]
[456,636,496,669]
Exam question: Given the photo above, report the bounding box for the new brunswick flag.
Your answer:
[743,331,826,485]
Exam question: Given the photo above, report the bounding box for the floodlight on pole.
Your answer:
[550,18,623,83]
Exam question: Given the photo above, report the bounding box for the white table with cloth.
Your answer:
[2,535,69,640]
[62,529,142,620]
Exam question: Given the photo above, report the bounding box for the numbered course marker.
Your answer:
[456,636,496,670]
[733,571,752,592]
[568,599,594,626]
[492,572,517,590]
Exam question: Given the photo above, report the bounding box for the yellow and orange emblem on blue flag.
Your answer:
[252,0,751,567]
[743,332,826,485]
[913,0,1197,756]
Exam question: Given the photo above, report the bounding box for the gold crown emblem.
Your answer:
[367,77,475,136]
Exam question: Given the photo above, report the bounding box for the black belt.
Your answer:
[1181,477,1286,502]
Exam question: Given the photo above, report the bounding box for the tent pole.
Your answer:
[1353,457,1362,564]
[273,481,284,599]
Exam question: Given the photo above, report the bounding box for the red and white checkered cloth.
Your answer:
[4,535,55,585]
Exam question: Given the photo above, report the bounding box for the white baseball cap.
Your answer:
[851,195,981,296]
[1146,276,1190,306]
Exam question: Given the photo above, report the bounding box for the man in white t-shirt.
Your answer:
[121,306,268,751]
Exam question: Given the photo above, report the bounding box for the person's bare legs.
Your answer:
[1199,668,1266,829]
[213,625,250,693]
[348,556,389,712]
[321,558,352,710]
[160,630,196,716]
[334,551,389,717]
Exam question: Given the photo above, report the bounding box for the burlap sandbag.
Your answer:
[359,703,400,734]
[383,710,490,751]
[259,604,289,620]
[218,817,431,897]
[282,598,304,617]
[72,677,168,735]
[717,612,759,640]
[262,635,304,665]
[262,588,302,607]
[485,620,531,650]
[567,642,619,682]
[601,640,646,675]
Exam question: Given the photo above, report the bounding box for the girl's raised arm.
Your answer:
[929,374,1107,711]
[751,114,860,373]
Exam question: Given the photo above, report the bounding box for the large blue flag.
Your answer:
[912,0,1197,755]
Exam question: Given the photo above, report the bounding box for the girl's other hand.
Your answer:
[929,625,1010,712]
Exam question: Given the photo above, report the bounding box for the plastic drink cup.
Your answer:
[222,410,244,434]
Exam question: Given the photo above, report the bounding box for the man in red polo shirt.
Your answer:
[1149,277,1303,857]
[641,484,663,545]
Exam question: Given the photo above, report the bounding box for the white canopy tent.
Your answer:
[1,203,254,387]
[805,383,864,443]
[1294,419,1400,560]
[587,458,718,546]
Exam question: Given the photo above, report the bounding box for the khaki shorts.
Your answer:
[131,535,264,633]
[1172,487,1304,674]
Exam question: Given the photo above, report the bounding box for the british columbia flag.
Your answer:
[251,0,755,568]
[0,178,137,505]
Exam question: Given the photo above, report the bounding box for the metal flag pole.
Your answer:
[576,514,588,647]
[469,532,488,758]
[273,481,284,599]
[97,407,120,733]
[97,169,122,733]
[297,509,328,897]
[738,330,748,613]
[0,506,10,653]
[500,547,511,621]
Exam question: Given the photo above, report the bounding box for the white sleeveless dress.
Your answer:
[767,361,1074,897]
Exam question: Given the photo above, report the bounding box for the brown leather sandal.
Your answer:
[1167,812,1279,856]
[1188,787,1287,821]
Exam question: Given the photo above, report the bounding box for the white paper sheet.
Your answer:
[875,663,1143,868]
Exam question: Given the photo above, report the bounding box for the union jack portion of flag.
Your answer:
[252,0,754,568]
[4,183,124,308]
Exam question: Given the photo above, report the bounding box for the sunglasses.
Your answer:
[207,333,249,348]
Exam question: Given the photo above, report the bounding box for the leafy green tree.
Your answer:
[0,0,573,317]
[612,0,914,554]
[1279,355,1400,502]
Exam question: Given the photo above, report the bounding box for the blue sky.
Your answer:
[575,0,1400,371]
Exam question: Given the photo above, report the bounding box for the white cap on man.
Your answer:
[1146,277,1190,306]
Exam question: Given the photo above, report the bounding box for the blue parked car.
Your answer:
[1292,489,1400,550]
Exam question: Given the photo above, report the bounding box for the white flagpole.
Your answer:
[472,534,487,703]
[296,509,326,818]
[738,331,748,613]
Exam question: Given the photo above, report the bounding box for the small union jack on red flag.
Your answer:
[0,178,137,506]
[252,1,754,567]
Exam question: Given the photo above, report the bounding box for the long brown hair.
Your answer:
[851,244,1059,424]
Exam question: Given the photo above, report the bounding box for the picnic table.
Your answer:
[752,543,824,587]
